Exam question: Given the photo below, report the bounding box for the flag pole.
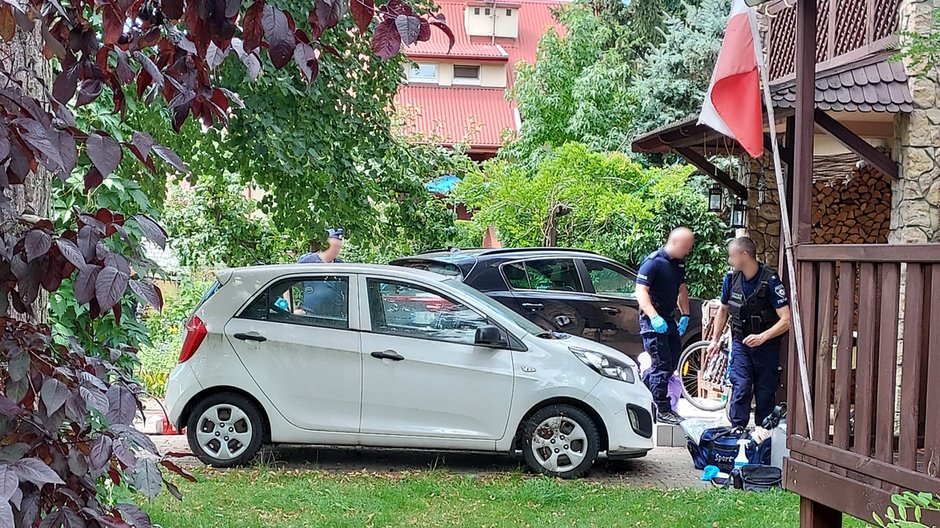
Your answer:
[757,40,816,440]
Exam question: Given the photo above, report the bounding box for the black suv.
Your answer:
[391,248,703,359]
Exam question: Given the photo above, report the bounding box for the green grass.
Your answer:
[145,468,873,528]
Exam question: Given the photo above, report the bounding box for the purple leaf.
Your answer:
[86,132,122,177]
[163,478,183,501]
[0,395,22,417]
[395,14,420,46]
[111,438,137,469]
[0,503,12,528]
[52,66,79,104]
[89,436,112,474]
[293,43,319,85]
[77,78,103,106]
[242,1,264,53]
[0,464,17,500]
[162,0,183,19]
[77,225,99,261]
[313,0,346,33]
[350,0,373,32]
[429,19,455,52]
[40,377,69,415]
[130,280,162,310]
[12,458,65,487]
[95,265,129,312]
[106,385,136,426]
[116,504,152,528]
[133,214,167,248]
[0,444,30,465]
[111,425,158,455]
[14,118,63,172]
[372,19,400,59]
[74,265,100,305]
[135,53,164,88]
[56,238,86,270]
[130,132,153,161]
[55,129,77,180]
[152,144,188,173]
[130,459,161,501]
[262,5,294,69]
[24,229,51,262]
[80,386,109,416]
[7,348,29,381]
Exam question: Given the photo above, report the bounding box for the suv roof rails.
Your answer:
[415,247,486,255]
[471,247,600,257]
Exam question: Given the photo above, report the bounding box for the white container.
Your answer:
[770,421,789,469]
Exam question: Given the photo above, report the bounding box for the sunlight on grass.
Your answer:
[144,467,873,528]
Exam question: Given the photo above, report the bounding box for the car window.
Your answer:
[503,259,582,292]
[585,260,636,296]
[367,279,488,345]
[443,278,544,335]
[396,260,463,278]
[240,276,349,330]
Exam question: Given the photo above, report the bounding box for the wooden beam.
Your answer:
[674,147,748,199]
[793,0,816,245]
[764,133,792,163]
[813,110,899,179]
[794,244,940,263]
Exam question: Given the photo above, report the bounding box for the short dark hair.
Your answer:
[729,236,757,257]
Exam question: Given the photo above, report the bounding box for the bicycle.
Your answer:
[678,324,733,413]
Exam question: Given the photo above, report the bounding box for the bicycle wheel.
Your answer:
[678,340,728,412]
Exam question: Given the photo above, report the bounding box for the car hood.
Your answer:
[522,332,639,369]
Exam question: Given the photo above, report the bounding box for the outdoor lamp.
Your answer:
[708,184,723,213]
[730,200,747,228]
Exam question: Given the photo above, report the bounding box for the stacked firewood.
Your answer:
[812,163,891,244]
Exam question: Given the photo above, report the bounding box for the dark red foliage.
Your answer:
[0,318,193,528]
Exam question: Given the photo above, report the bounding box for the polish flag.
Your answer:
[698,0,764,158]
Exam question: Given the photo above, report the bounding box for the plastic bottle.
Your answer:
[734,439,750,470]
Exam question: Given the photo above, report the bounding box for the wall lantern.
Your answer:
[708,183,723,213]
[730,199,747,229]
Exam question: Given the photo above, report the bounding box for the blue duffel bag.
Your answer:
[687,427,771,472]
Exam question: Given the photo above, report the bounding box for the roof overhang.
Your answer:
[405,53,509,62]
[632,55,911,156]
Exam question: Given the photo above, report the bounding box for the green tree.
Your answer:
[506,2,636,160]
[630,0,731,136]
[457,143,726,297]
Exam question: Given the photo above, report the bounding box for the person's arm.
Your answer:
[710,304,729,343]
[678,283,690,315]
[636,284,659,319]
[743,305,791,347]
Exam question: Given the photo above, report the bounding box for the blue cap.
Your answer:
[327,228,344,240]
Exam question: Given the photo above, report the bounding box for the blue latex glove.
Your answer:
[650,315,669,334]
[678,315,690,337]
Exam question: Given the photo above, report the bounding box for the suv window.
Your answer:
[241,276,349,329]
[367,279,487,345]
[584,260,636,296]
[502,259,582,292]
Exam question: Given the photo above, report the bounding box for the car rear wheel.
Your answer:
[187,393,264,467]
[521,404,600,479]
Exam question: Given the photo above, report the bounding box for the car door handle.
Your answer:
[600,306,621,315]
[521,302,544,309]
[234,332,267,342]
[371,350,405,361]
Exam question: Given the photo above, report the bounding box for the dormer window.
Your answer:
[474,7,480,14]
[506,9,512,16]
[408,63,439,83]
[453,65,481,85]
[484,7,490,14]
[465,3,519,39]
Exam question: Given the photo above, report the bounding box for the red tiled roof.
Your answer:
[395,85,517,149]
[405,0,566,66]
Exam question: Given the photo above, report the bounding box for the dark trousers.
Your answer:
[641,326,682,413]
[728,337,781,428]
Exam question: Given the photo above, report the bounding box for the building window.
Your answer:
[506,8,512,16]
[484,8,490,15]
[474,7,480,14]
[453,65,481,84]
[408,63,438,83]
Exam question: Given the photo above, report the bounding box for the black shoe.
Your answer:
[657,410,683,425]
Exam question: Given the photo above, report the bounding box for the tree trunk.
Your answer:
[1,24,53,324]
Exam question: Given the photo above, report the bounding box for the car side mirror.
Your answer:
[475,325,506,348]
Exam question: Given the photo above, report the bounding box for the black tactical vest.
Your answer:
[728,266,780,339]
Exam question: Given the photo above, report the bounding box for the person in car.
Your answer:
[635,227,695,425]
[708,237,791,430]
[297,229,346,317]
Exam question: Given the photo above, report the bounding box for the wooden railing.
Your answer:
[765,0,900,82]
[785,244,940,524]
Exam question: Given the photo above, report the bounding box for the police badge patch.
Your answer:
[774,283,786,300]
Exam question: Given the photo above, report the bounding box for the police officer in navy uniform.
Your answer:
[297,229,346,316]
[708,237,791,430]
[635,227,695,425]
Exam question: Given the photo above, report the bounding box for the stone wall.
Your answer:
[893,0,940,243]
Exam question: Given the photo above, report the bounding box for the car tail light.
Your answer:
[179,315,207,363]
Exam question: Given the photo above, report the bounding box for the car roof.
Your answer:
[218,263,454,283]
[413,247,602,259]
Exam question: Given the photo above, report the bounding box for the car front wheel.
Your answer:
[521,404,600,479]
[187,393,264,467]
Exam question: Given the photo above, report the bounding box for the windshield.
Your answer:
[443,278,544,335]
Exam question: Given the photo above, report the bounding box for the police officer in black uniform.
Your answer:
[708,237,791,430]
[636,227,695,424]
[297,228,346,317]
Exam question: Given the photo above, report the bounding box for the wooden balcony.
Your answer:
[765,0,900,83]
[785,244,940,525]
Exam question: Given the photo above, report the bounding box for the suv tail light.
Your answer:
[179,315,207,363]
